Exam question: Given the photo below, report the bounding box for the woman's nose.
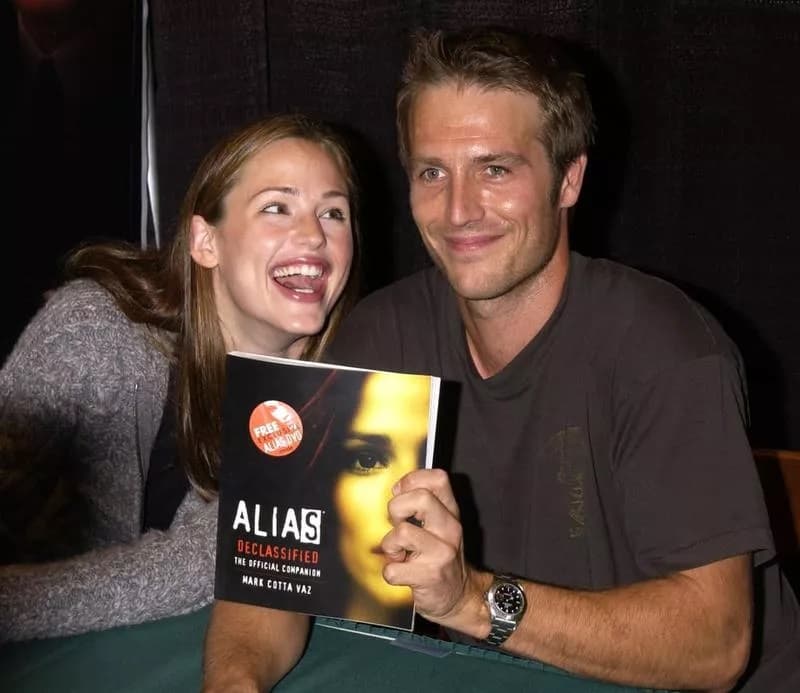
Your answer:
[293,215,325,248]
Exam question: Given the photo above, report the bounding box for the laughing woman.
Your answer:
[0,114,361,641]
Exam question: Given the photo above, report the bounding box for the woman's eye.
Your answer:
[321,207,346,221]
[349,452,389,475]
[262,202,287,214]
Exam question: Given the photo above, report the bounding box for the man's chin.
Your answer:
[444,271,505,303]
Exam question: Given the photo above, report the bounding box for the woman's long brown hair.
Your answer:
[66,114,362,498]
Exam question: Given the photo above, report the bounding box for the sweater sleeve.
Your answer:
[1,281,123,561]
[1,281,160,549]
[0,281,213,642]
[0,491,217,642]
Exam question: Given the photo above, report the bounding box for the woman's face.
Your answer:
[190,137,353,357]
[333,372,431,608]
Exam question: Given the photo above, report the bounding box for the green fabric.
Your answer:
[0,608,206,693]
[0,607,670,692]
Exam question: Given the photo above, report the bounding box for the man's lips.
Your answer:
[443,233,503,253]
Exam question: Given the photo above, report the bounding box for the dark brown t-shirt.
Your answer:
[328,252,800,691]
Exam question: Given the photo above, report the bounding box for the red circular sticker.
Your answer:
[248,400,303,457]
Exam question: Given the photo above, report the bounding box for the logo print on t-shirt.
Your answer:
[546,426,588,539]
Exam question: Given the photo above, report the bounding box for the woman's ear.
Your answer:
[189,215,219,268]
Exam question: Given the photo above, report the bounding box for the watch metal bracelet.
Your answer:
[486,617,517,646]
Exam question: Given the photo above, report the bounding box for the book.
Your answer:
[214,351,441,632]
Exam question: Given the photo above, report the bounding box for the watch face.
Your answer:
[494,582,525,617]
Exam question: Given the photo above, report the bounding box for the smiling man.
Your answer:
[202,28,800,692]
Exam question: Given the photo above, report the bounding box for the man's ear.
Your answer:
[189,215,219,268]
[558,154,587,210]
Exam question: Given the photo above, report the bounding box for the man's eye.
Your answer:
[321,207,346,221]
[420,168,443,182]
[486,165,509,178]
[262,202,287,214]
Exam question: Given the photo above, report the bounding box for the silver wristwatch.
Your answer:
[484,574,526,646]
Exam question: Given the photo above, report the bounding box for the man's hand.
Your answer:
[379,469,751,691]
[381,469,489,633]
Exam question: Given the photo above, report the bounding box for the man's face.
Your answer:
[407,83,581,304]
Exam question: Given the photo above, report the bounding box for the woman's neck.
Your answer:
[221,326,309,360]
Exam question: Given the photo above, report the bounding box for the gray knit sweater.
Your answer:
[0,280,217,641]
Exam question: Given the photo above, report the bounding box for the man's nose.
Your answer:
[447,175,484,227]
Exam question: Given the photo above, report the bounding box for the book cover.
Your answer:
[214,352,441,631]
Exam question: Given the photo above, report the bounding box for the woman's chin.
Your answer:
[279,315,327,340]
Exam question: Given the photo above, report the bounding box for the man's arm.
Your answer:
[383,469,752,692]
[202,601,309,693]
[442,557,750,692]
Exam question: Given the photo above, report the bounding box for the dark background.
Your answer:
[2,0,141,359]
[5,0,800,450]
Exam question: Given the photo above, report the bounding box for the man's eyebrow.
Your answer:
[407,152,529,169]
[472,152,528,167]
[407,156,446,169]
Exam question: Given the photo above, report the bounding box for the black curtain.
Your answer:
[2,0,141,361]
[149,0,800,450]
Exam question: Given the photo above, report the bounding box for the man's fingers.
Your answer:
[381,505,462,564]
[392,468,460,517]
[381,522,461,587]
[381,520,421,564]
[387,487,461,547]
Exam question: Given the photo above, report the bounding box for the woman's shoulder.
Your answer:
[5,279,171,375]
[45,278,130,322]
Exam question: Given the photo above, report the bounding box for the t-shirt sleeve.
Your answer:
[325,290,405,371]
[326,269,447,377]
[613,351,775,576]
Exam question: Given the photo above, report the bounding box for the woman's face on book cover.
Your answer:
[334,372,430,608]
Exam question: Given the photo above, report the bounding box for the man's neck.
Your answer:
[460,235,570,379]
